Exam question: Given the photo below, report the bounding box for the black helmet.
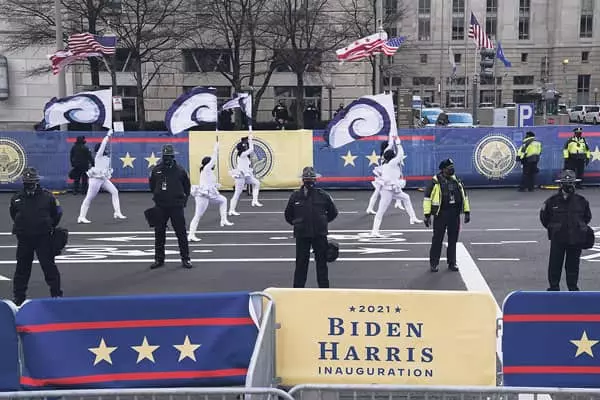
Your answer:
[439,158,454,170]
[22,167,40,183]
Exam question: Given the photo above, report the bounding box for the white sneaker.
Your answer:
[77,217,91,224]
[187,235,201,242]
[251,201,263,207]
[370,231,385,238]
[228,210,240,216]
[394,201,405,210]
[114,213,127,219]
[220,220,234,227]
[410,218,423,224]
[366,209,376,215]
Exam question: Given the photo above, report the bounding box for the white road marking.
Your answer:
[239,198,356,201]
[477,258,520,261]
[0,274,10,281]
[485,228,521,232]
[238,211,359,214]
[0,257,444,265]
[0,242,434,249]
[339,248,408,255]
[471,241,538,245]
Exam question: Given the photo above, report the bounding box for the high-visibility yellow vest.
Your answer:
[517,137,542,160]
[563,136,590,159]
[423,175,470,216]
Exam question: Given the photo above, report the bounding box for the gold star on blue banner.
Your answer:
[131,336,160,363]
[88,338,117,366]
[120,152,136,168]
[365,150,380,166]
[145,152,160,168]
[590,146,600,162]
[570,331,599,357]
[174,335,202,362]
[341,150,357,167]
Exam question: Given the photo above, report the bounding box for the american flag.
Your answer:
[68,33,117,55]
[468,12,494,49]
[378,36,405,56]
[48,51,90,75]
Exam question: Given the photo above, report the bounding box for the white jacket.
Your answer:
[87,135,112,179]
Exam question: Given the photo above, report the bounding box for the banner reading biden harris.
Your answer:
[189,130,313,189]
[264,288,497,386]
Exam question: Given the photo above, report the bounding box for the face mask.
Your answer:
[561,184,575,194]
[162,156,174,166]
[24,183,37,195]
[303,179,315,188]
[446,167,455,176]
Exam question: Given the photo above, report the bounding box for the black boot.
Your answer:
[448,264,459,272]
[150,260,165,269]
[430,264,439,272]
[181,259,193,269]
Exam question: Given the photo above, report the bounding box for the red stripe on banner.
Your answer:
[584,172,600,177]
[313,135,435,142]
[66,137,189,143]
[67,178,149,184]
[504,314,600,322]
[21,368,248,386]
[318,176,430,182]
[503,366,600,374]
[17,317,254,333]
[558,132,600,138]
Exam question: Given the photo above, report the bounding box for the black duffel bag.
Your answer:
[52,227,69,256]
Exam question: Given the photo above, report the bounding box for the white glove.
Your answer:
[107,129,113,137]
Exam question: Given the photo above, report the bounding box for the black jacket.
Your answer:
[70,143,93,169]
[540,192,592,246]
[149,160,191,208]
[285,187,338,238]
[9,188,62,236]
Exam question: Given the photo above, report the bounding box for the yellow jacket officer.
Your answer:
[563,127,590,187]
[517,131,542,192]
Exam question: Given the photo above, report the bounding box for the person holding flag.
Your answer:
[188,141,234,242]
[366,140,404,214]
[228,135,263,215]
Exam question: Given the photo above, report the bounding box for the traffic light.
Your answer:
[480,48,496,80]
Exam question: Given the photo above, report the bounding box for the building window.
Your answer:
[99,86,137,121]
[383,77,403,87]
[451,0,465,40]
[513,89,530,103]
[519,0,530,40]
[271,49,321,72]
[521,53,528,62]
[184,86,231,107]
[514,75,535,85]
[274,86,322,111]
[480,90,496,104]
[485,0,497,39]
[580,0,594,38]
[454,53,462,64]
[418,0,431,41]
[413,77,435,86]
[420,54,428,63]
[582,51,590,62]
[182,49,231,73]
[480,76,501,85]
[577,74,591,104]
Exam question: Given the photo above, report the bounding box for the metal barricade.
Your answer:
[287,384,600,400]
[0,387,293,400]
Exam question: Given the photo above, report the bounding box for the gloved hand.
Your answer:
[424,215,431,228]
[464,212,471,224]
[107,129,113,137]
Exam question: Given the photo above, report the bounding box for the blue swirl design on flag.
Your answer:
[323,97,391,148]
[42,94,106,129]
[165,87,218,135]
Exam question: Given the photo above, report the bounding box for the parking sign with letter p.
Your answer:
[517,103,534,127]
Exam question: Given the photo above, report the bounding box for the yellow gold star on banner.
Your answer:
[591,146,600,162]
[131,336,160,363]
[341,150,357,167]
[365,150,380,166]
[144,152,160,168]
[570,331,599,357]
[120,152,136,168]
[88,338,117,366]
[173,335,202,362]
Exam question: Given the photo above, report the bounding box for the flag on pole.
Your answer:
[48,51,90,75]
[496,41,512,67]
[335,32,388,62]
[377,36,406,56]
[468,12,494,49]
[222,93,253,130]
[68,33,117,55]
[38,89,113,130]
[448,46,457,78]
[165,87,218,135]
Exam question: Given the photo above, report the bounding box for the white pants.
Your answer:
[189,194,228,235]
[79,178,122,219]
[229,175,260,212]
[367,185,403,211]
[372,189,418,232]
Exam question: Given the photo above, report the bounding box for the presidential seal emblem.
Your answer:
[473,134,517,179]
[0,137,27,184]
[229,137,274,180]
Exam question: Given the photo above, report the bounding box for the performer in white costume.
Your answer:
[228,135,262,216]
[77,130,126,223]
[366,141,405,214]
[371,137,422,237]
[188,142,234,242]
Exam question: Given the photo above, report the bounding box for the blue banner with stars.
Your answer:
[503,291,600,388]
[15,292,258,390]
[0,300,19,391]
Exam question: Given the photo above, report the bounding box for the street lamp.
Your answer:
[323,73,336,120]
[594,88,598,105]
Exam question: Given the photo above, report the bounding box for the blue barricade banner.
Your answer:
[0,300,19,391]
[16,292,258,390]
[503,291,600,388]
[1,126,599,191]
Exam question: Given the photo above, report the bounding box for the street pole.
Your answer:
[439,0,444,105]
[54,0,66,99]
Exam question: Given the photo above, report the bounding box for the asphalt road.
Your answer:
[0,187,599,308]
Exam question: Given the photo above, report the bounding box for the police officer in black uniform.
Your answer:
[540,170,592,291]
[149,144,192,269]
[69,136,93,195]
[285,167,338,288]
[9,168,63,305]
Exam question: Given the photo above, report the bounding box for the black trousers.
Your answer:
[71,167,88,193]
[429,211,460,267]
[14,234,62,303]
[547,241,582,291]
[154,206,190,262]
[519,162,538,191]
[565,158,586,186]
[294,235,329,288]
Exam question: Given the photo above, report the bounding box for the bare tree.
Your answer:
[194,0,278,121]
[338,0,408,94]
[101,0,193,129]
[260,0,351,129]
[0,0,116,85]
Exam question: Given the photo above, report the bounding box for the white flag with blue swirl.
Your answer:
[41,88,112,130]
[165,86,218,135]
[323,93,397,148]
